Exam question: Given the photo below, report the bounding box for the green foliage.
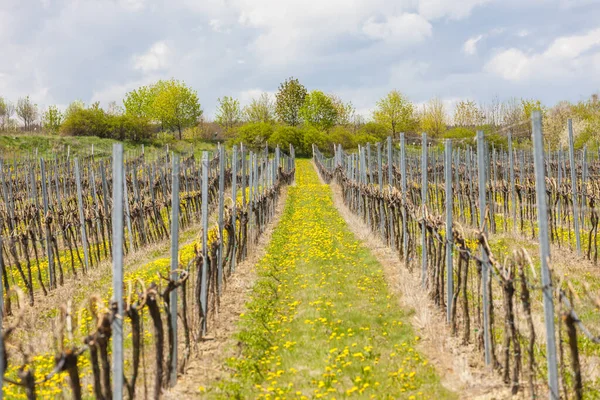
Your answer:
[373,90,416,137]
[269,125,304,153]
[328,126,356,149]
[359,121,388,141]
[124,79,202,139]
[64,100,85,120]
[299,90,338,131]
[243,93,275,124]
[442,127,475,143]
[275,77,307,126]
[230,122,274,151]
[42,105,63,135]
[152,79,202,139]
[124,86,155,118]
[301,126,329,155]
[419,97,447,137]
[329,94,355,126]
[521,98,545,121]
[60,103,152,140]
[215,96,242,132]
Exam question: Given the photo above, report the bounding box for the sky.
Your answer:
[0,0,599,119]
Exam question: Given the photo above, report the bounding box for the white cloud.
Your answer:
[119,0,147,11]
[418,0,493,20]
[132,41,170,73]
[485,28,600,81]
[362,13,432,43]
[517,29,530,37]
[209,19,223,32]
[463,34,483,55]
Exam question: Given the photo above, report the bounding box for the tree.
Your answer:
[0,97,8,131]
[329,94,355,126]
[16,96,38,131]
[215,96,242,132]
[269,125,304,153]
[231,122,274,151]
[42,105,63,134]
[299,90,338,131]
[543,101,572,149]
[275,77,307,126]
[151,79,203,139]
[419,97,447,137]
[123,85,155,118]
[372,90,416,137]
[243,93,275,123]
[107,101,124,116]
[64,100,85,120]
[453,100,484,128]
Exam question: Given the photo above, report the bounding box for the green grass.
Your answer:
[208,160,454,399]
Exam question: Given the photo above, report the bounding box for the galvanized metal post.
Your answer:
[508,133,516,232]
[111,143,124,400]
[377,142,384,237]
[445,140,453,323]
[200,151,209,336]
[568,119,582,256]
[531,111,560,400]
[123,168,135,252]
[74,158,90,273]
[241,144,246,207]
[387,137,395,247]
[400,133,408,266]
[40,158,55,288]
[0,236,4,400]
[169,153,180,387]
[217,146,225,296]
[231,145,238,273]
[477,131,491,365]
[421,133,428,287]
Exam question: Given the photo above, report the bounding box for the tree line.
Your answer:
[1,77,599,154]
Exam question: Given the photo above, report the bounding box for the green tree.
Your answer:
[152,79,203,139]
[269,125,304,153]
[243,93,275,123]
[215,96,242,132]
[16,96,38,131]
[329,94,355,126]
[299,90,338,131]
[373,90,416,137]
[64,100,85,120]
[275,77,307,126]
[124,85,155,118]
[231,122,274,151]
[359,121,388,141]
[42,105,63,134]
[419,97,447,137]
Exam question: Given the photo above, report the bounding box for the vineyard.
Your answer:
[0,141,296,399]
[1,111,600,400]
[314,112,600,399]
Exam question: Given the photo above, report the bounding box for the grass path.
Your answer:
[208,160,454,399]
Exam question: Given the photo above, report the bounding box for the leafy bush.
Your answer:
[60,105,152,140]
[229,122,274,151]
[269,125,304,154]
